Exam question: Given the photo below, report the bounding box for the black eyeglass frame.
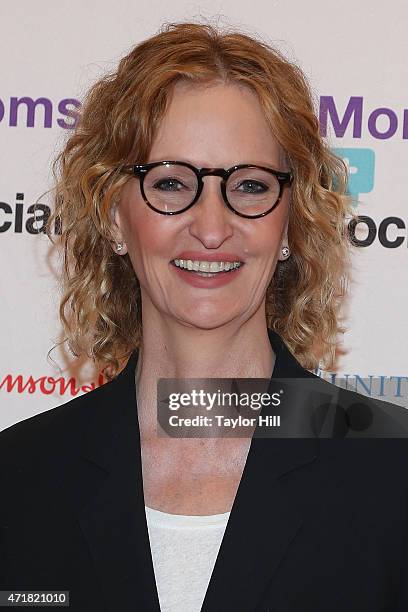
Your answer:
[122,160,293,219]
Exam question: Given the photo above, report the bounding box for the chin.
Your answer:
[175,312,239,331]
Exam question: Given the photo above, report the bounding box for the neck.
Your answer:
[134,305,275,438]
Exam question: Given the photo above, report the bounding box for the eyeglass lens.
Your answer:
[142,164,281,216]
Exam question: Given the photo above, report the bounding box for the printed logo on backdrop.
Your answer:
[0,370,106,396]
[333,147,406,248]
[315,370,408,410]
[319,96,407,249]
[319,96,408,140]
[0,369,406,410]
[1,94,407,136]
[333,147,375,207]
[0,96,80,128]
[0,94,406,246]
[0,193,60,235]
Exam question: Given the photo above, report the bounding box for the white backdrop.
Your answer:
[1,0,407,430]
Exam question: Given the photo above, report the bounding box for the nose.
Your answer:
[188,176,234,246]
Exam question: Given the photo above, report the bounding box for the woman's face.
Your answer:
[113,81,291,330]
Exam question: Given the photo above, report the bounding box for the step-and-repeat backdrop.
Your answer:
[1,1,407,430]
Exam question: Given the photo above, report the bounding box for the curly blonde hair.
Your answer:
[46,21,356,380]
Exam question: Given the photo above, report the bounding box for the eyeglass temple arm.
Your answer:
[120,164,137,174]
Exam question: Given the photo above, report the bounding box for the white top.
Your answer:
[145,505,231,612]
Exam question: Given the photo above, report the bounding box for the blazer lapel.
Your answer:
[70,328,320,611]
[70,350,162,612]
[200,436,318,611]
[201,329,320,611]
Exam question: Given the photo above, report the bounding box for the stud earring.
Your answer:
[116,242,124,252]
[281,246,290,258]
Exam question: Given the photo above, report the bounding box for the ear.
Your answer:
[277,215,290,262]
[109,200,128,256]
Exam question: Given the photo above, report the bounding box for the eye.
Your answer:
[235,180,268,194]
[152,178,186,191]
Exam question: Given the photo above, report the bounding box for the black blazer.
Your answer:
[1,328,408,612]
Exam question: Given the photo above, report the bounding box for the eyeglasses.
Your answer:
[121,160,293,219]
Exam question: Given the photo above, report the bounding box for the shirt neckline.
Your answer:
[145,504,231,527]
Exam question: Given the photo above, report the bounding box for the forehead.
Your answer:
[148,80,285,168]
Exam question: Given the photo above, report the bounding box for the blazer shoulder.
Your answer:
[306,372,408,438]
[0,376,119,468]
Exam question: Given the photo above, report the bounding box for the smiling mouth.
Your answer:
[170,259,244,276]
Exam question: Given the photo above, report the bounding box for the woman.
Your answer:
[1,21,408,612]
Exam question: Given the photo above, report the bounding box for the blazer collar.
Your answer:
[69,328,320,611]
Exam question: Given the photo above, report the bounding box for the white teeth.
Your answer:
[173,259,243,273]
[199,261,210,272]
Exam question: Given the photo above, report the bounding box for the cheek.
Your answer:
[128,220,163,259]
[119,185,164,254]
[249,222,285,258]
[259,201,289,252]
[124,207,177,259]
